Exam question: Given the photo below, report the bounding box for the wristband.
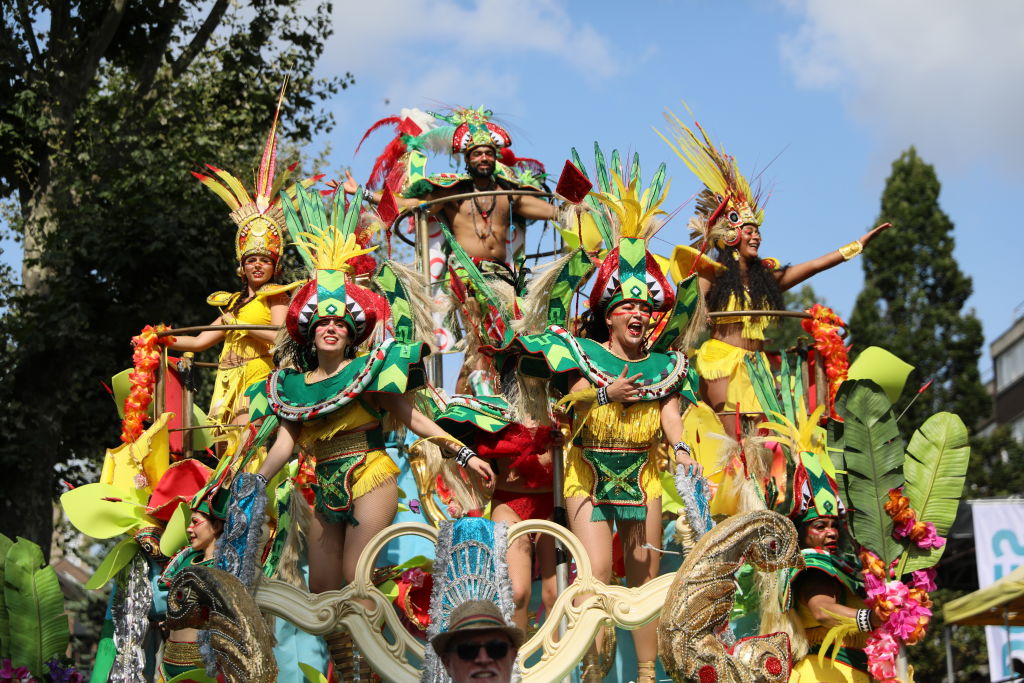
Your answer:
[454,446,476,468]
[597,386,610,406]
[838,240,863,261]
[856,608,873,633]
[673,441,692,457]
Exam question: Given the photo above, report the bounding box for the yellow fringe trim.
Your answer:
[351,450,400,499]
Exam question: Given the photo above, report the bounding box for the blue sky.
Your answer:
[4,0,1020,386]
[309,0,1024,387]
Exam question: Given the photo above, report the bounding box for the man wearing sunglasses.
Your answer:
[431,600,525,682]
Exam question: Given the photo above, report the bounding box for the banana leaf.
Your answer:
[0,533,11,660]
[4,538,70,677]
[898,412,970,575]
[833,380,905,566]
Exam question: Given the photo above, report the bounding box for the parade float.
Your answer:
[47,102,971,683]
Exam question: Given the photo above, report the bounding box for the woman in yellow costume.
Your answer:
[509,165,703,683]
[659,111,889,420]
[169,98,304,440]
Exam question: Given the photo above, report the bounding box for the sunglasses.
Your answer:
[453,639,510,662]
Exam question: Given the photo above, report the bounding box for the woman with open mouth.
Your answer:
[505,164,703,683]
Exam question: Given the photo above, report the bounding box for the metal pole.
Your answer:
[945,625,955,683]
[154,346,167,417]
[551,442,570,683]
[181,353,194,453]
[415,209,443,386]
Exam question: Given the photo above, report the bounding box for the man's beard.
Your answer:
[467,161,494,179]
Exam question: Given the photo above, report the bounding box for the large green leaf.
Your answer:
[84,538,139,590]
[4,538,70,676]
[0,533,12,660]
[900,412,970,575]
[834,380,905,566]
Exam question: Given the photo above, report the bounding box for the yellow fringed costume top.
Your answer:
[711,292,773,340]
[206,283,298,427]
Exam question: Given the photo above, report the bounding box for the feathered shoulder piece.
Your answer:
[657,107,765,250]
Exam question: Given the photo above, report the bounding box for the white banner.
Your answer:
[971,500,1024,681]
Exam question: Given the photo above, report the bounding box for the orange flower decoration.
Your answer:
[802,304,849,418]
[860,549,888,580]
[883,489,915,525]
[120,324,173,444]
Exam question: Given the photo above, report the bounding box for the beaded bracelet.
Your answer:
[454,446,476,468]
[673,441,692,456]
[597,386,610,406]
[856,608,873,633]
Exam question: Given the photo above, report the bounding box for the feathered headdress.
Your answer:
[280,184,388,346]
[657,107,765,250]
[191,82,319,272]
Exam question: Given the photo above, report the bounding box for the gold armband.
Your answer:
[838,240,863,260]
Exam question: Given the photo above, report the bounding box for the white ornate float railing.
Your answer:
[256,519,674,682]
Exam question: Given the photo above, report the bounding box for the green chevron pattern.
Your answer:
[650,273,700,353]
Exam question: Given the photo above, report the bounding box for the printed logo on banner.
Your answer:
[972,501,1024,681]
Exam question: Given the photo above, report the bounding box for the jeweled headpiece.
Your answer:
[281,184,387,346]
[657,108,764,250]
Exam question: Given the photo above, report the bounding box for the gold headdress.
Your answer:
[192,84,300,273]
[658,107,764,250]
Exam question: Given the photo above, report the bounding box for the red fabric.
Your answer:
[147,459,213,521]
[491,489,554,521]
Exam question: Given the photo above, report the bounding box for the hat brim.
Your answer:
[430,622,525,656]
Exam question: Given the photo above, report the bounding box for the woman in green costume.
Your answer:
[253,185,494,597]
[510,171,703,683]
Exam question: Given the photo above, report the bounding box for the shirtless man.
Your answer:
[343,110,557,268]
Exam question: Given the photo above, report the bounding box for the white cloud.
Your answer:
[779,0,1024,175]
[326,0,618,91]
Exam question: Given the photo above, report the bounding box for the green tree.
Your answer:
[766,284,822,353]
[0,0,351,551]
[849,147,987,431]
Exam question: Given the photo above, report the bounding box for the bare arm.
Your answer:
[775,222,892,291]
[370,392,495,484]
[168,316,226,352]
[661,394,701,475]
[796,571,880,629]
[513,194,558,221]
[257,419,301,480]
[338,170,446,214]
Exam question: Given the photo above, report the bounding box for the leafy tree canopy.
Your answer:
[0,0,350,551]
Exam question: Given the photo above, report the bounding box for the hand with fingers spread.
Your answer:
[325,169,360,195]
[606,367,644,404]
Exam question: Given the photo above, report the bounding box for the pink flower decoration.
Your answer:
[894,517,916,539]
[401,567,427,589]
[912,568,938,592]
[912,521,946,549]
[865,631,899,681]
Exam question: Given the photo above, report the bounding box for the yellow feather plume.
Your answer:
[591,173,669,241]
[296,230,379,272]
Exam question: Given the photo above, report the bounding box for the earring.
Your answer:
[236,265,244,278]
[731,250,740,261]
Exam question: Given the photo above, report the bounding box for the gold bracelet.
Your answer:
[838,240,863,260]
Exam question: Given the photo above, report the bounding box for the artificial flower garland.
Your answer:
[119,324,174,444]
[856,487,945,682]
[801,304,849,419]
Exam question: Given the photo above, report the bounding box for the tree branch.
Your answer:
[135,0,183,98]
[64,0,128,110]
[15,0,41,67]
[169,0,229,80]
